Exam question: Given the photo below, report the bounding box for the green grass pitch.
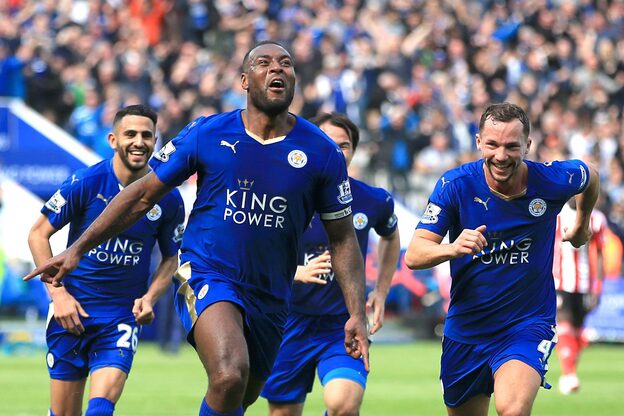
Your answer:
[0,341,621,415]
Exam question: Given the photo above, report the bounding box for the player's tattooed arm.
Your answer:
[405,226,487,270]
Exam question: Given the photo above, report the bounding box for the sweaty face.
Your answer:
[111,115,156,172]
[320,122,354,167]
[476,118,530,186]
[242,44,296,116]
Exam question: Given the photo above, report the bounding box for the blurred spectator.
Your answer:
[413,131,457,179]
[0,39,26,98]
[67,86,102,148]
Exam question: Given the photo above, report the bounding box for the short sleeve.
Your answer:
[544,159,590,201]
[316,147,352,221]
[149,119,202,187]
[41,174,84,230]
[374,190,398,237]
[416,175,457,237]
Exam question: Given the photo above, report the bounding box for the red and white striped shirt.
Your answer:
[553,204,606,294]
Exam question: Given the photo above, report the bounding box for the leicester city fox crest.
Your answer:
[353,213,368,230]
[288,150,308,168]
[528,198,547,217]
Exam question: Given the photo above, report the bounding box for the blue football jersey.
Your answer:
[42,159,185,317]
[148,110,352,311]
[417,159,590,343]
[290,178,398,316]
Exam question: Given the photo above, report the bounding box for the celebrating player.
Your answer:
[553,199,607,394]
[25,41,369,416]
[404,102,600,416]
[28,105,185,416]
[261,113,400,416]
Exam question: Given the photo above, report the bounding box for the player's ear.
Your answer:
[108,132,116,149]
[475,133,481,151]
[525,137,532,155]
[241,73,249,91]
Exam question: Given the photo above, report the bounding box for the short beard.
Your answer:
[486,159,517,183]
[117,148,146,172]
[249,87,294,116]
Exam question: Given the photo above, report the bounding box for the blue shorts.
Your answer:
[440,324,557,408]
[174,263,287,380]
[261,312,368,404]
[46,306,139,381]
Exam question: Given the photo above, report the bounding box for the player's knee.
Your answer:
[209,366,249,400]
[326,403,360,416]
[85,397,115,416]
[323,377,364,416]
[495,400,531,416]
[325,394,361,416]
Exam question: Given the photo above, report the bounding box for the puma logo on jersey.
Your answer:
[474,196,490,211]
[96,194,110,205]
[441,177,449,188]
[220,140,239,153]
[567,171,574,183]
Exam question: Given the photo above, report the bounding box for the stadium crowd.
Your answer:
[1,0,623,237]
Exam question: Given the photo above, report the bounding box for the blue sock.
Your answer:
[49,410,56,416]
[85,397,115,416]
[199,398,243,416]
[324,412,329,416]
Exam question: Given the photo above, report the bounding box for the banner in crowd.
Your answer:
[0,99,99,200]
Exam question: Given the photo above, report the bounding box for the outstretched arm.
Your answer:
[133,254,179,325]
[367,229,400,334]
[563,165,600,248]
[404,226,487,270]
[24,172,172,285]
[324,216,370,371]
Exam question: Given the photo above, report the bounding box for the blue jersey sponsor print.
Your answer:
[417,159,590,343]
[42,159,185,317]
[290,178,397,316]
[149,110,352,312]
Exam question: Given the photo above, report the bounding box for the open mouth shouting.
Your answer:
[268,77,286,93]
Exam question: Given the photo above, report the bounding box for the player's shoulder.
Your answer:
[527,159,586,177]
[350,177,393,205]
[293,115,339,150]
[435,160,482,189]
[186,112,229,134]
[69,159,111,186]
[528,159,589,190]
[199,111,238,127]
[294,115,322,134]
